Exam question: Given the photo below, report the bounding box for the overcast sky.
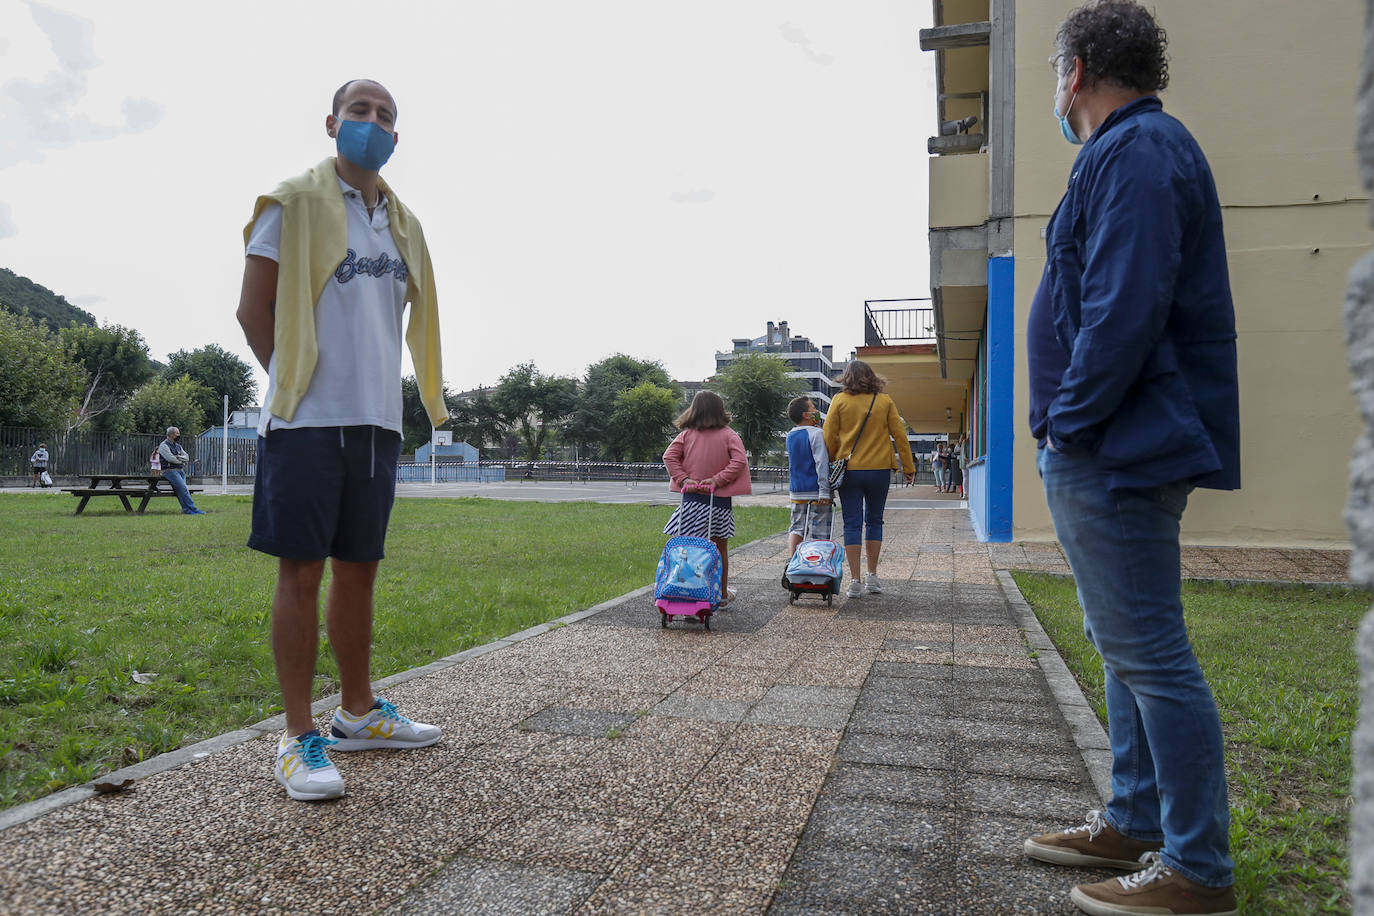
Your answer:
[0,0,935,398]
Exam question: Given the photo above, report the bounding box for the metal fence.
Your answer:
[194,437,259,479]
[1,426,167,477]
[396,460,791,489]
[2,426,936,490]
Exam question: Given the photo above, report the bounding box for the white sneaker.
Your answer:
[845,580,864,598]
[275,730,344,802]
[865,573,883,594]
[330,698,442,751]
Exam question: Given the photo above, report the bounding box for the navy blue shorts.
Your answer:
[248,425,402,563]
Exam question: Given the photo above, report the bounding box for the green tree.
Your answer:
[120,375,210,436]
[567,354,678,457]
[400,376,448,453]
[492,362,578,461]
[714,353,802,463]
[606,382,678,462]
[448,389,505,453]
[0,310,87,429]
[160,344,257,423]
[58,324,155,431]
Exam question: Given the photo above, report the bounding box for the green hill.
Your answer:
[0,267,96,331]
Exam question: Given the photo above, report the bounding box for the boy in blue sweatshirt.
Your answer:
[785,396,832,551]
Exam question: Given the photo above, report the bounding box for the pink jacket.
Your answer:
[663,426,753,497]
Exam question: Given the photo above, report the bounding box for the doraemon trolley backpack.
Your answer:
[781,513,843,605]
[654,490,722,630]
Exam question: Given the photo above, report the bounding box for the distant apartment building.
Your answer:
[714,321,849,412]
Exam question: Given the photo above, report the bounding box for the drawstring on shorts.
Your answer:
[336,426,379,478]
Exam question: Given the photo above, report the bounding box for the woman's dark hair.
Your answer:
[675,390,731,430]
[1055,1,1169,94]
[837,360,886,395]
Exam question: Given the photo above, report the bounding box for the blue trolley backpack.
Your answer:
[781,509,843,605]
[655,490,722,630]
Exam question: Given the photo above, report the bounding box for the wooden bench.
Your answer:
[62,474,204,516]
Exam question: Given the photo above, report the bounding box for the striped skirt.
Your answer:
[663,492,735,539]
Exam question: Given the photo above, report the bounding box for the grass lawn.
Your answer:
[1012,571,1363,915]
[0,492,787,811]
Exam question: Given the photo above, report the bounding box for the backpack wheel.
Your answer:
[702,615,710,631]
[660,612,668,628]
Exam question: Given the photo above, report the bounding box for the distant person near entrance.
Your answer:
[1021,3,1240,915]
[237,78,448,802]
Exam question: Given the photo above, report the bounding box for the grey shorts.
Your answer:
[789,500,833,540]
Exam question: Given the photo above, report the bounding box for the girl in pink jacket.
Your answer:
[662,390,752,606]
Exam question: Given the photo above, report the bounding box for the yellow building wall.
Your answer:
[931,151,991,229]
[1009,0,1367,547]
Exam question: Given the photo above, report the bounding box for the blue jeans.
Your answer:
[1037,446,1232,887]
[162,469,199,513]
[837,468,890,546]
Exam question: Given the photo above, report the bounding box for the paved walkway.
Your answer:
[0,508,1350,915]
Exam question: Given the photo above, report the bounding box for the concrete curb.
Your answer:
[0,582,658,834]
[996,568,1113,805]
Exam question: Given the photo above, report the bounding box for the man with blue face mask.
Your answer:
[236,79,448,803]
[1022,3,1240,915]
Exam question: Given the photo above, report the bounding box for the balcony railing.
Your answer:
[864,299,936,346]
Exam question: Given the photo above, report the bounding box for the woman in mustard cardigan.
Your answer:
[823,361,916,598]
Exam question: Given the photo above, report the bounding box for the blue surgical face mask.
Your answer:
[1055,97,1083,145]
[335,119,395,170]
[1053,74,1083,146]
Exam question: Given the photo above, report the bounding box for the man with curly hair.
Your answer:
[1021,3,1240,914]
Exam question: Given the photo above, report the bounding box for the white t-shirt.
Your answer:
[247,176,409,434]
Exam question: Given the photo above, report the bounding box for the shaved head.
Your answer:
[331,79,397,121]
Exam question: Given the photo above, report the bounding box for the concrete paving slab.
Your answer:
[824,762,955,808]
[957,773,1102,820]
[836,732,953,769]
[652,694,752,723]
[520,706,640,738]
[467,805,651,872]
[800,795,954,855]
[770,843,957,914]
[954,739,1088,781]
[383,856,602,916]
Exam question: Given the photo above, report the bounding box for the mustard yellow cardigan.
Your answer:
[243,157,447,428]
[823,391,916,474]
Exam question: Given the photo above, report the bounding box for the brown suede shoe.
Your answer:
[1070,853,1237,915]
[1023,809,1161,870]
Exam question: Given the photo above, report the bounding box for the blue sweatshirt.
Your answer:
[786,425,831,500]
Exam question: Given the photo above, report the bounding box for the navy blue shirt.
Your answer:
[1027,97,1240,491]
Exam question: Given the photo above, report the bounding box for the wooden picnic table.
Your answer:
[62,474,204,516]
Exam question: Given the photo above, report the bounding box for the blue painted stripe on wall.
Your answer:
[985,256,1015,542]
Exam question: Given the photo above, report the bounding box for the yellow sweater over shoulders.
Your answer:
[823,391,915,474]
[243,157,447,428]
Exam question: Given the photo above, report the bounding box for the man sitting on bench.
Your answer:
[158,427,206,515]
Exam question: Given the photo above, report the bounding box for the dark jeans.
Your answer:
[1038,446,1232,887]
[161,469,199,513]
[837,468,890,546]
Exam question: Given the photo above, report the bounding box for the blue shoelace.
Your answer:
[297,732,337,769]
[373,698,412,724]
